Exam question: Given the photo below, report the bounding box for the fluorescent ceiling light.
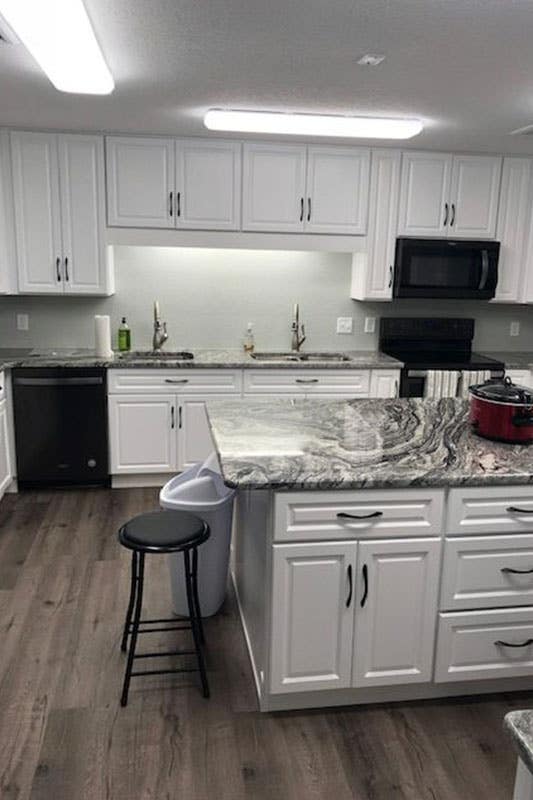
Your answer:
[204,110,423,139]
[0,0,114,94]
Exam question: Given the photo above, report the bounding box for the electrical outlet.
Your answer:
[510,321,520,337]
[364,317,376,334]
[16,313,29,331]
[336,317,353,334]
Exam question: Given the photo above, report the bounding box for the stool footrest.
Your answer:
[131,667,200,677]
[128,623,192,634]
[133,649,196,659]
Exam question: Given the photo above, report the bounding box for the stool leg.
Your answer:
[120,551,138,652]
[120,551,145,707]
[191,547,205,645]
[184,549,210,699]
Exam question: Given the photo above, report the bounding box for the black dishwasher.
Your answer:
[13,367,109,488]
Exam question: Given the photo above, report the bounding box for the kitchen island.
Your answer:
[206,397,533,711]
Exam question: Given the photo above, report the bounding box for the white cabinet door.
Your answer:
[270,541,356,693]
[0,400,12,499]
[351,149,401,301]
[370,369,400,398]
[108,394,177,473]
[11,131,63,293]
[106,136,174,228]
[242,143,307,232]
[175,140,241,230]
[177,394,228,471]
[304,146,370,234]
[353,538,441,687]
[58,135,109,294]
[449,155,502,239]
[0,131,17,295]
[398,151,452,237]
[493,158,532,303]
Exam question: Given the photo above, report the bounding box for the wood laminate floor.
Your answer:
[0,487,529,800]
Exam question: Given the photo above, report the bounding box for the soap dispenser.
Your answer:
[243,322,255,354]
[118,317,131,352]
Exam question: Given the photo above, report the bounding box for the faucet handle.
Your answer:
[301,323,305,337]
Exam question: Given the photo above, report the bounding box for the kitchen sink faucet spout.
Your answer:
[152,300,168,352]
[291,303,306,352]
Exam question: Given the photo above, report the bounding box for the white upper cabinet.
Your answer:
[58,135,108,294]
[175,140,241,230]
[304,146,370,234]
[11,131,111,296]
[242,143,307,232]
[398,151,452,237]
[351,149,401,300]
[494,158,532,303]
[0,132,17,295]
[106,136,174,228]
[11,131,63,293]
[448,154,502,239]
[398,151,502,239]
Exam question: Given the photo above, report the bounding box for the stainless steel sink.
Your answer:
[117,350,194,360]
[250,351,351,363]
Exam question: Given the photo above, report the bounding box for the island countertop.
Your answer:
[206,397,533,490]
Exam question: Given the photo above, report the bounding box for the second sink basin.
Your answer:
[117,350,194,360]
[251,351,351,363]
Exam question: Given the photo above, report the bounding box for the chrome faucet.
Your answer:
[152,300,168,351]
[291,303,306,352]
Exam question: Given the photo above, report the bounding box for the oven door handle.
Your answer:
[479,250,489,290]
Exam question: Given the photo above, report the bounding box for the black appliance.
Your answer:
[393,237,499,299]
[13,367,109,488]
[379,318,505,398]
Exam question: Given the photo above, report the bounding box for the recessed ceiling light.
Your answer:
[357,54,386,66]
[204,110,423,140]
[0,0,114,94]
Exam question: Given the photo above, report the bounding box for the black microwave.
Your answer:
[393,237,500,300]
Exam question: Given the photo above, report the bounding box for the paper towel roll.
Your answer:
[94,315,113,358]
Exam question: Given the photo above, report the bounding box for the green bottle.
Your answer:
[118,317,131,352]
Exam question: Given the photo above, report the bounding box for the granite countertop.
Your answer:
[0,348,402,371]
[483,352,533,370]
[505,711,533,775]
[206,397,533,490]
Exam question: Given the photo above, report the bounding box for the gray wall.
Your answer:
[0,246,531,352]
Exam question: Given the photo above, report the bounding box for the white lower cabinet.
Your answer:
[177,394,228,471]
[270,541,356,694]
[109,394,177,473]
[352,538,441,687]
[369,369,400,398]
[0,399,12,497]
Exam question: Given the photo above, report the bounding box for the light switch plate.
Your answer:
[336,317,353,334]
[364,317,376,334]
[16,313,29,331]
[510,321,520,337]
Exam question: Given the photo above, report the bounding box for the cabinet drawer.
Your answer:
[447,486,533,536]
[273,488,445,542]
[108,369,242,395]
[435,607,533,682]
[243,369,370,395]
[441,535,533,611]
[0,372,5,403]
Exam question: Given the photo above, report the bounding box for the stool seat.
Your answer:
[119,510,209,553]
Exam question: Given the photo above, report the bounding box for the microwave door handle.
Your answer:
[479,250,489,290]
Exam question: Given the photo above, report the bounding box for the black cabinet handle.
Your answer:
[300,197,304,222]
[450,203,455,226]
[178,406,182,429]
[346,564,353,608]
[171,406,175,429]
[443,202,449,226]
[64,257,69,282]
[169,191,173,217]
[337,511,383,520]
[501,566,533,575]
[361,564,368,607]
[307,197,311,222]
[388,265,393,289]
[507,506,533,514]
[56,257,61,282]
[295,378,319,384]
[164,378,189,384]
[177,191,181,217]
[495,639,533,648]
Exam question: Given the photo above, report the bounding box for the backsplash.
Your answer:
[0,245,532,352]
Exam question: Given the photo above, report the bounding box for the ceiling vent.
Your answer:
[510,123,533,136]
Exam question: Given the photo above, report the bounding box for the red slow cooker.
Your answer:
[469,376,533,444]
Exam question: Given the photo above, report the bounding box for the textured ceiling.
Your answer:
[1,0,533,153]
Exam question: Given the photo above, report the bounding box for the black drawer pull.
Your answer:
[495,639,533,649]
[346,564,353,608]
[337,511,383,520]
[295,378,319,384]
[164,378,189,384]
[361,564,368,607]
[507,506,533,514]
[501,566,533,575]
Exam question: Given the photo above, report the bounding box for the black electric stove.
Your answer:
[379,318,505,397]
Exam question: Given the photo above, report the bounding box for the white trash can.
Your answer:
[160,453,235,617]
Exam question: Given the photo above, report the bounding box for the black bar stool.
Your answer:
[118,509,210,707]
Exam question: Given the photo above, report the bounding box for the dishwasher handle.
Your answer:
[14,377,104,386]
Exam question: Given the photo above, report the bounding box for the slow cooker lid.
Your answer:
[469,375,533,404]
